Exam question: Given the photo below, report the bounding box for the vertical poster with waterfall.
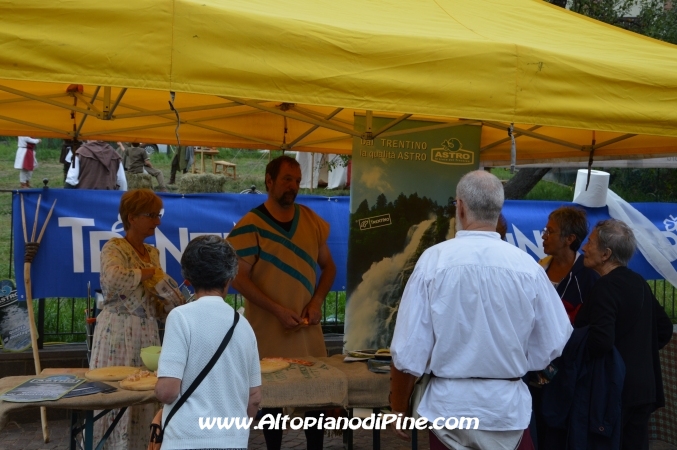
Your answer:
[344,117,481,351]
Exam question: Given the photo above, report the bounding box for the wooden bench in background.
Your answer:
[213,160,237,179]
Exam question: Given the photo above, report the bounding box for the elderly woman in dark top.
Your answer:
[577,219,673,450]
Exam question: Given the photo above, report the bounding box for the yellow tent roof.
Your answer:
[1,0,676,164]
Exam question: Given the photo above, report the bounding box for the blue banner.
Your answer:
[11,190,677,300]
[13,190,349,299]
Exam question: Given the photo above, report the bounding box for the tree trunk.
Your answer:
[503,168,552,199]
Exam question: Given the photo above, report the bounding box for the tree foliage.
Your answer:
[571,0,636,24]
[634,0,677,44]
[547,0,677,45]
[608,168,677,202]
[347,192,454,293]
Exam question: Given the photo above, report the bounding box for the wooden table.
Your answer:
[192,148,220,174]
[0,356,394,450]
[0,368,156,450]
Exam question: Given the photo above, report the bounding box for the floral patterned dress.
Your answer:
[90,237,161,450]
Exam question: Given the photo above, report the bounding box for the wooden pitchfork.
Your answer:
[20,193,57,443]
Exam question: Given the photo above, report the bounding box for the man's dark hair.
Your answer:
[180,235,238,291]
[549,206,589,252]
[265,155,300,191]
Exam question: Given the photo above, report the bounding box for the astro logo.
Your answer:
[664,215,677,232]
[431,138,474,165]
[358,214,392,230]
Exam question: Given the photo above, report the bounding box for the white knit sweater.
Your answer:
[158,296,261,449]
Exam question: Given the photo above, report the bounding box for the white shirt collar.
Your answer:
[455,230,501,239]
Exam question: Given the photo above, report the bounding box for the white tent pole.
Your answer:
[310,153,314,193]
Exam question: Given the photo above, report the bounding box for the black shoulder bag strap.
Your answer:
[159,308,240,439]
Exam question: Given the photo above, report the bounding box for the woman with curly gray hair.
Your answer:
[577,219,673,450]
[156,235,262,449]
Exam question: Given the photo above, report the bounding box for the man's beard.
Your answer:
[277,190,297,207]
[455,209,463,232]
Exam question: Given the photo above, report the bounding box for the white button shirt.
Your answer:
[391,230,572,430]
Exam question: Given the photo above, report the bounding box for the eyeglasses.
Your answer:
[542,228,557,238]
[139,210,164,219]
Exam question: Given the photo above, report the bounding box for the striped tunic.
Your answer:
[227,204,329,358]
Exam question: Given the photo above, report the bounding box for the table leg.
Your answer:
[84,410,93,450]
[95,407,127,450]
[70,408,124,450]
[70,411,78,450]
[372,408,380,450]
[343,408,353,450]
[412,428,418,450]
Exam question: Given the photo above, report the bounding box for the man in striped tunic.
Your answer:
[228,155,336,450]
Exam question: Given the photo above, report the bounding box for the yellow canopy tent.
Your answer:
[0,0,676,165]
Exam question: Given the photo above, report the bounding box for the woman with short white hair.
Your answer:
[577,219,673,450]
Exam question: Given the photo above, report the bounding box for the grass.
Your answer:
[649,280,677,323]
[37,298,87,343]
[492,168,575,201]
[525,182,574,201]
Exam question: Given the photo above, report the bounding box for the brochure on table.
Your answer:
[0,375,84,403]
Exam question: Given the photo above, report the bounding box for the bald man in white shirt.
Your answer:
[390,170,572,450]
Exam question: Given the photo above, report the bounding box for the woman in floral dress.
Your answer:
[90,189,164,450]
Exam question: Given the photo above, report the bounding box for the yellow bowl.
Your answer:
[140,346,162,371]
